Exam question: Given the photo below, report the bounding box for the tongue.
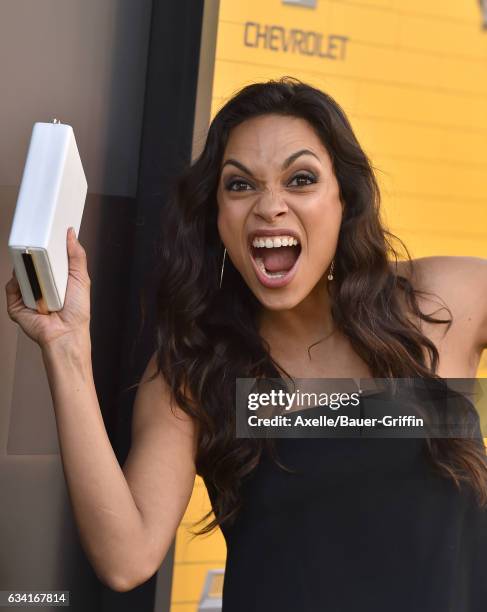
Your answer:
[260,246,298,272]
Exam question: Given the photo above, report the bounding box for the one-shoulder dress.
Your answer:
[206,381,487,612]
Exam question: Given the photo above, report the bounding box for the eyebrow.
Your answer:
[221,148,320,178]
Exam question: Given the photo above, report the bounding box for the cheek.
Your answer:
[216,211,225,241]
[217,200,233,238]
[216,190,231,237]
[217,206,246,260]
[302,196,342,265]
[305,194,342,238]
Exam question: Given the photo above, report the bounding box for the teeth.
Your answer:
[251,235,299,248]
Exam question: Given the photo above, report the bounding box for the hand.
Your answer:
[5,228,92,349]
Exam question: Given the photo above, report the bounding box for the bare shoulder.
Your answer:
[135,353,197,428]
[390,256,487,352]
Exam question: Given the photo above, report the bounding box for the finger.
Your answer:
[5,275,24,318]
[5,273,20,297]
[67,228,90,280]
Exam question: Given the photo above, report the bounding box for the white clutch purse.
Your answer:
[8,120,87,313]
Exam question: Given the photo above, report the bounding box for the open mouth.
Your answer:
[248,234,302,288]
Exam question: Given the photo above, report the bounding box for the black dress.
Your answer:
[208,383,487,612]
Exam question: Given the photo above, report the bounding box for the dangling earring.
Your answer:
[219,247,227,289]
[327,258,335,281]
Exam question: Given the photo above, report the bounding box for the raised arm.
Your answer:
[5,228,197,593]
[41,341,197,592]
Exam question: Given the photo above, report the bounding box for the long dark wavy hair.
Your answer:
[145,76,487,536]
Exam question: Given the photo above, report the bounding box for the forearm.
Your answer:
[41,334,149,589]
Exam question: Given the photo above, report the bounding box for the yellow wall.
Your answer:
[171,1,487,609]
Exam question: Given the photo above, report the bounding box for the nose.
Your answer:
[253,188,288,223]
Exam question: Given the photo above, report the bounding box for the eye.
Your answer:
[225,172,317,192]
[225,179,252,192]
[288,173,317,187]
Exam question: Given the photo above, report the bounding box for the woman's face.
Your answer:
[216,113,343,311]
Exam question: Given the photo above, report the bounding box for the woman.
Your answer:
[5,77,487,610]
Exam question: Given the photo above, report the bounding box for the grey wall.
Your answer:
[0,1,152,610]
[0,0,151,197]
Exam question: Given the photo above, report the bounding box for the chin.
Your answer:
[252,287,306,311]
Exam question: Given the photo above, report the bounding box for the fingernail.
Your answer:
[69,227,76,240]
